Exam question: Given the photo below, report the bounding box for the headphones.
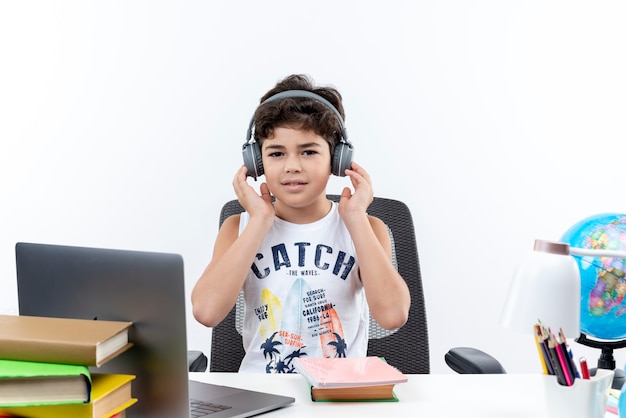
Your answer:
[242,90,354,179]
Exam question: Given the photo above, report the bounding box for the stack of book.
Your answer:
[292,356,408,402]
[0,314,136,418]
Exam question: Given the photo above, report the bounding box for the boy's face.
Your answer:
[261,127,332,208]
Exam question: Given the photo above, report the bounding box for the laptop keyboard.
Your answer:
[190,399,233,417]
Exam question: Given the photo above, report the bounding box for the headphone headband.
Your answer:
[245,89,349,145]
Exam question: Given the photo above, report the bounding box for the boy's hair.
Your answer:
[253,74,345,154]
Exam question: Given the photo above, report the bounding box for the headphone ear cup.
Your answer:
[242,142,264,179]
[332,141,353,176]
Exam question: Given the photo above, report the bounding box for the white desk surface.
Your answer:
[190,372,615,417]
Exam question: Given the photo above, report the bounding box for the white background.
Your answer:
[1,1,625,374]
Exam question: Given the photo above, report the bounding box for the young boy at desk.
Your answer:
[191,74,410,373]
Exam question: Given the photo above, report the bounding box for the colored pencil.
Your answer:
[579,357,590,380]
[533,324,549,374]
[546,330,568,386]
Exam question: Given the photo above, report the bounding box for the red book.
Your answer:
[292,356,407,388]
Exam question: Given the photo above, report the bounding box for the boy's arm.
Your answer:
[191,212,272,327]
[339,162,410,330]
[350,214,411,330]
[192,165,275,328]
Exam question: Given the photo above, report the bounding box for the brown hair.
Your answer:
[253,74,345,155]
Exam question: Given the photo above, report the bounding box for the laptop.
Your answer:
[15,242,295,418]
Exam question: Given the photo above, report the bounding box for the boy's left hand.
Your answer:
[338,161,374,221]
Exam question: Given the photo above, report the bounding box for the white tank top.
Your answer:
[237,201,369,373]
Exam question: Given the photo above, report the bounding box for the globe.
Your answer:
[561,213,626,340]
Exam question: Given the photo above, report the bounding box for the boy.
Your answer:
[191,74,410,373]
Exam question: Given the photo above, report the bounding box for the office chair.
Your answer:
[209,195,430,374]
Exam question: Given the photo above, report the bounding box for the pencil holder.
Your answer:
[543,369,614,418]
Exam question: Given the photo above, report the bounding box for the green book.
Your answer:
[0,359,92,407]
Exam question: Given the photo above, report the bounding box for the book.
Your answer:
[0,373,137,418]
[0,359,91,407]
[0,315,132,367]
[310,384,399,402]
[293,356,408,388]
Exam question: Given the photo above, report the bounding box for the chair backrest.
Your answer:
[209,195,430,374]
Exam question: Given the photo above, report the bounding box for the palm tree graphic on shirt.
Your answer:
[260,332,309,373]
[260,332,282,362]
[327,332,347,358]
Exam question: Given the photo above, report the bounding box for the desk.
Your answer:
[190,372,615,417]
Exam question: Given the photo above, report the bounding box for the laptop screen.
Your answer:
[15,242,191,418]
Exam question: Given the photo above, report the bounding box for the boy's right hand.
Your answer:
[232,165,275,222]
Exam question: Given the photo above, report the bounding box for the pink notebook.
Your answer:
[292,356,407,388]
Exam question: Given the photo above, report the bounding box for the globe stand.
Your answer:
[576,333,626,390]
